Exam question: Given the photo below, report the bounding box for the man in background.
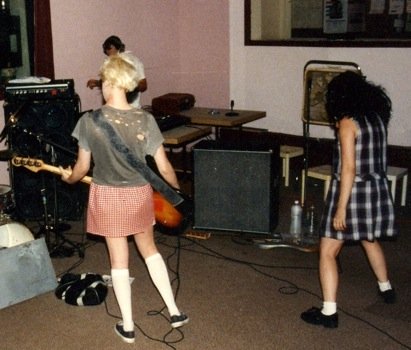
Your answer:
[87,35,147,108]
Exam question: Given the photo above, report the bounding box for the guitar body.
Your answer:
[153,192,183,228]
[11,156,190,231]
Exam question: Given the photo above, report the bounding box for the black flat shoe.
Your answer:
[114,322,135,343]
[301,307,338,328]
[379,288,396,304]
[170,313,189,328]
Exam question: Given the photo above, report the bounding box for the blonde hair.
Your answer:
[99,53,140,92]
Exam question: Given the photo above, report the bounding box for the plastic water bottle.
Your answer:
[290,200,302,244]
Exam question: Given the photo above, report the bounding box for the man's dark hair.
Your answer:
[102,35,126,53]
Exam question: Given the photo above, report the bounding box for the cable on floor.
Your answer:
[160,234,410,350]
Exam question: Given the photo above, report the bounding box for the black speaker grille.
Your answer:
[4,97,86,221]
[193,141,280,234]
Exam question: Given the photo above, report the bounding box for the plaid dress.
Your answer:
[320,114,397,241]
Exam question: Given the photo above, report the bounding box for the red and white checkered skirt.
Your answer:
[87,183,155,237]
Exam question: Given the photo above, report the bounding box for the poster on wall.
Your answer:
[323,0,348,33]
[323,0,366,34]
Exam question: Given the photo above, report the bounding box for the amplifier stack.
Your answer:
[3,79,86,221]
[4,79,75,101]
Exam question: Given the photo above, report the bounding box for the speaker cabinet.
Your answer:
[193,140,280,234]
[4,97,86,220]
[0,238,57,309]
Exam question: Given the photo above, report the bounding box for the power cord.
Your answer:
[161,234,410,350]
[102,233,186,349]
[103,301,184,350]
[55,240,97,278]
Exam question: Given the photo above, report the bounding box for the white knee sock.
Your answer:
[322,301,337,315]
[111,268,134,331]
[145,253,180,316]
[378,280,392,292]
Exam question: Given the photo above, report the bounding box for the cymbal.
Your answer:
[0,150,15,161]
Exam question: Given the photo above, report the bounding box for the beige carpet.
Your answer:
[0,181,410,350]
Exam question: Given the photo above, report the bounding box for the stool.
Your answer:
[301,164,332,205]
[301,165,408,207]
[280,145,304,187]
[387,166,408,206]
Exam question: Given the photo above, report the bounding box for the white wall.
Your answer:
[229,1,411,147]
[1,0,410,192]
[0,0,230,185]
[50,0,229,112]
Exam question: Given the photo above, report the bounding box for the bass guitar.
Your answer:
[11,156,188,230]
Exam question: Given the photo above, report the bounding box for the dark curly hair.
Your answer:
[325,71,392,127]
[102,35,126,54]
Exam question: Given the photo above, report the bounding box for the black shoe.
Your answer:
[379,288,396,304]
[114,322,135,343]
[301,307,338,328]
[170,313,189,328]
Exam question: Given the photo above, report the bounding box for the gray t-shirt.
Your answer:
[72,105,164,186]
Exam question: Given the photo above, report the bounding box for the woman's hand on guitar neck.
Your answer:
[59,166,73,184]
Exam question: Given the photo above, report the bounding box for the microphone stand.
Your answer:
[225,100,239,117]
[0,102,27,142]
[15,127,85,258]
[48,145,85,258]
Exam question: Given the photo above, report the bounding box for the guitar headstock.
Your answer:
[12,157,45,173]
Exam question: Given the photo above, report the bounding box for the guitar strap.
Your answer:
[90,109,183,206]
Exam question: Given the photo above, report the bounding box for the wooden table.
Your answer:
[180,107,266,127]
[162,124,211,146]
[162,124,212,175]
[180,107,266,139]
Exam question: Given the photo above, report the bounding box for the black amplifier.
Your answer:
[4,79,75,100]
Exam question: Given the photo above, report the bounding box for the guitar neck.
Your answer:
[43,163,92,185]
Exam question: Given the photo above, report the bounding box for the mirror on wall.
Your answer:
[245,0,411,47]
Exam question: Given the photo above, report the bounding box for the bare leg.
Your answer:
[132,225,159,260]
[106,236,129,269]
[361,240,388,283]
[300,237,342,328]
[319,237,344,302]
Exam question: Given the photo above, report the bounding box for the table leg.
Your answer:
[301,170,306,205]
[401,174,408,206]
[324,178,331,200]
[390,178,397,203]
[284,155,290,187]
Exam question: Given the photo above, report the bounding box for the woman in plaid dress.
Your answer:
[60,53,188,343]
[301,71,397,329]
